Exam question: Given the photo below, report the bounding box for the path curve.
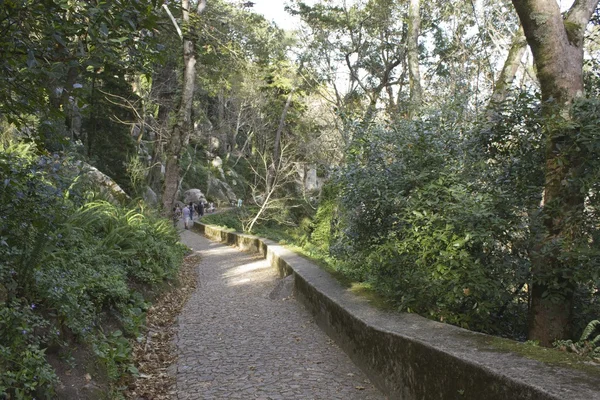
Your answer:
[176,229,385,400]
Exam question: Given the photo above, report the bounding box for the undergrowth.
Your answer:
[0,142,185,398]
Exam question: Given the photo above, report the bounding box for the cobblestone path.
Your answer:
[176,229,385,400]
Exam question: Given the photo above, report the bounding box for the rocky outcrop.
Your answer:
[296,163,324,192]
[82,162,129,204]
[144,187,158,206]
[207,176,237,206]
[183,189,207,204]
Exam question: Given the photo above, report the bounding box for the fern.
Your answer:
[580,320,600,345]
[555,319,600,359]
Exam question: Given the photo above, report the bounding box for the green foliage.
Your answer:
[0,0,161,126]
[201,210,244,232]
[82,65,138,193]
[317,92,600,340]
[0,300,59,399]
[0,142,184,397]
[309,183,340,252]
[201,207,301,244]
[322,95,546,337]
[93,330,138,383]
[554,320,600,359]
[180,146,210,193]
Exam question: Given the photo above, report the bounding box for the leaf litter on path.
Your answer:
[124,253,200,400]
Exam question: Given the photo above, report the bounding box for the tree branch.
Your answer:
[162,4,183,40]
[565,0,600,47]
[566,0,599,27]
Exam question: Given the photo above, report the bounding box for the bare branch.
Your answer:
[162,4,183,40]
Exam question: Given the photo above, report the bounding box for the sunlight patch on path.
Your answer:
[175,230,386,399]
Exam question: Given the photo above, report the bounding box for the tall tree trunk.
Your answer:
[162,0,206,214]
[47,64,80,142]
[483,27,528,127]
[489,27,527,107]
[407,0,422,118]
[217,87,226,153]
[511,0,599,346]
[148,63,177,196]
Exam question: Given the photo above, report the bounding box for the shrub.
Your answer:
[0,142,185,397]
[327,99,543,337]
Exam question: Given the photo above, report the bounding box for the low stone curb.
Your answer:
[193,223,600,400]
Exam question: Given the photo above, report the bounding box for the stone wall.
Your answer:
[193,223,600,400]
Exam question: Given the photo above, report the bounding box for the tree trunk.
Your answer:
[162,0,206,215]
[482,27,527,129]
[511,0,599,346]
[148,63,177,197]
[47,64,80,141]
[217,87,226,153]
[407,0,422,118]
[489,27,527,107]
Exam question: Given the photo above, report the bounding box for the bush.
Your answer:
[319,94,600,340]
[0,142,185,398]
[325,98,544,337]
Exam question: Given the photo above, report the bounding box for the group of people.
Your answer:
[173,202,207,229]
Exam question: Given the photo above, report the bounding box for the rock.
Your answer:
[207,177,237,206]
[209,137,220,152]
[217,167,226,181]
[183,189,207,204]
[225,169,240,179]
[304,166,322,191]
[143,187,158,206]
[82,162,129,204]
[297,164,323,192]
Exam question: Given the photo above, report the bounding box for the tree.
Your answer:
[488,27,528,108]
[511,0,600,346]
[0,0,160,132]
[290,0,408,124]
[407,0,422,117]
[162,0,207,214]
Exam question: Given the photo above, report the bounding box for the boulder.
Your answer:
[207,176,237,206]
[143,187,158,206]
[183,189,207,204]
[82,162,129,204]
[304,166,323,191]
[209,137,220,152]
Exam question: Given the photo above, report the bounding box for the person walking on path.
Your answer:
[182,204,191,229]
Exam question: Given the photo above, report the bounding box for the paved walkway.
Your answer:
[176,228,385,399]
